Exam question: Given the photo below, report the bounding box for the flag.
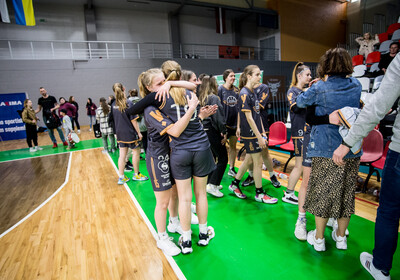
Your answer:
[0,0,10,23]
[12,0,35,26]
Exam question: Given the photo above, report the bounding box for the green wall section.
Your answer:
[1,142,399,279]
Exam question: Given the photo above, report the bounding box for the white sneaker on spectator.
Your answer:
[167,218,183,234]
[35,146,43,151]
[206,184,224,197]
[332,229,347,250]
[191,202,196,214]
[294,217,307,241]
[157,237,181,256]
[332,219,349,236]
[29,147,37,152]
[191,212,199,225]
[307,230,326,252]
[282,191,299,205]
[360,252,391,280]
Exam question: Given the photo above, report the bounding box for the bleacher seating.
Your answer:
[365,51,381,67]
[379,40,393,53]
[352,54,364,66]
[369,62,379,73]
[392,29,400,41]
[378,32,388,42]
[372,75,384,93]
[387,23,400,36]
[353,64,367,77]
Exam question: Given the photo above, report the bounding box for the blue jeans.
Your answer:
[43,115,66,143]
[88,115,95,128]
[373,149,400,272]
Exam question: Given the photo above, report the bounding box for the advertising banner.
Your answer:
[0,92,27,141]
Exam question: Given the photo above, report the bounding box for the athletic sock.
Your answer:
[298,212,306,219]
[286,189,294,195]
[158,231,168,240]
[255,188,264,195]
[170,216,179,224]
[230,166,235,172]
[269,171,275,178]
[232,178,240,186]
[199,223,208,235]
[182,230,191,242]
[248,170,254,177]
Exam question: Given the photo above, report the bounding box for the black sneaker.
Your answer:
[270,175,281,188]
[242,176,254,187]
[126,160,133,168]
[124,164,133,172]
[178,236,193,254]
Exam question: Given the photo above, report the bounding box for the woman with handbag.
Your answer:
[96,97,116,153]
[86,98,97,132]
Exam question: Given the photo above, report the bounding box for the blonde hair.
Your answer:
[290,62,310,88]
[239,65,259,90]
[161,60,186,106]
[23,99,30,108]
[198,75,218,106]
[112,82,127,112]
[137,68,163,98]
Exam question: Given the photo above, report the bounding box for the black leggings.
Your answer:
[25,123,38,147]
[71,113,80,130]
[206,126,228,186]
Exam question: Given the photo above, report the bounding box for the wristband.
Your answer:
[341,140,352,149]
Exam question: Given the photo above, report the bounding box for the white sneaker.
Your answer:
[332,219,350,236]
[206,184,224,197]
[327,218,335,227]
[178,235,193,254]
[282,191,299,205]
[332,229,347,250]
[77,130,81,134]
[228,168,237,177]
[167,219,183,235]
[191,212,199,225]
[294,217,307,241]
[89,128,92,132]
[307,230,326,252]
[191,202,196,214]
[35,146,43,151]
[255,192,278,204]
[360,252,391,280]
[29,147,37,152]
[197,226,215,246]
[157,237,181,256]
[217,185,223,190]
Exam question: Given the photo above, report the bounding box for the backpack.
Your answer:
[45,111,61,129]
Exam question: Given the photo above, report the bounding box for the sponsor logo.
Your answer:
[0,101,23,106]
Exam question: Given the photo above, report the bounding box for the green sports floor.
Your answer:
[1,139,399,280]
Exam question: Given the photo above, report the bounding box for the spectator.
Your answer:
[296,48,362,252]
[86,98,97,132]
[22,99,43,152]
[35,87,67,148]
[333,53,400,280]
[58,97,76,121]
[378,42,399,75]
[96,97,116,153]
[356,32,379,59]
[69,96,81,133]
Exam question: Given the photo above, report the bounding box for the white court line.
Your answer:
[0,147,101,164]
[0,152,73,239]
[106,153,186,280]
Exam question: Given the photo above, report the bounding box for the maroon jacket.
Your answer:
[59,102,77,118]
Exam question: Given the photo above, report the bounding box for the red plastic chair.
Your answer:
[378,32,388,42]
[360,129,384,192]
[280,137,295,172]
[352,55,364,67]
[387,23,400,36]
[268,121,287,146]
[365,51,381,67]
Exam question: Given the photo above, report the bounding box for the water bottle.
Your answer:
[278,173,288,180]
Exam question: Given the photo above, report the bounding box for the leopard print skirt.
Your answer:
[303,157,360,219]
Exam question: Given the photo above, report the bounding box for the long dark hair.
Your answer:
[87,98,93,105]
[99,97,109,115]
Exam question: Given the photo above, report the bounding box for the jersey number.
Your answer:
[171,104,197,121]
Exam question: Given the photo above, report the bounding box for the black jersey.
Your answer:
[254,83,270,131]
[287,86,307,138]
[144,106,173,157]
[159,89,210,151]
[238,87,263,139]
[111,100,139,143]
[218,85,239,129]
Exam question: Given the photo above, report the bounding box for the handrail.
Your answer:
[0,39,280,61]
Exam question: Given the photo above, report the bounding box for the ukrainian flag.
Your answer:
[12,0,35,26]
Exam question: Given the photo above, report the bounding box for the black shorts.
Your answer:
[293,138,304,157]
[226,127,237,139]
[146,153,173,192]
[118,141,139,149]
[243,137,262,154]
[302,132,312,167]
[170,148,216,180]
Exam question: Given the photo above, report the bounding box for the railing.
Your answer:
[0,40,279,61]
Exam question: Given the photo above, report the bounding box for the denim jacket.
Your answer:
[296,76,362,158]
